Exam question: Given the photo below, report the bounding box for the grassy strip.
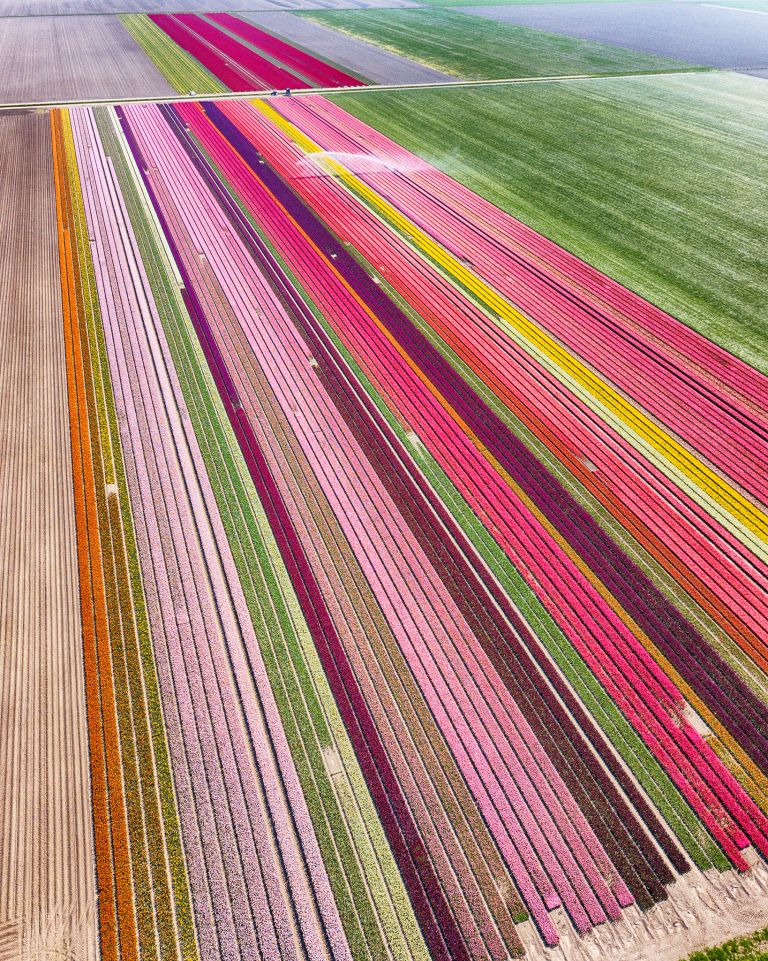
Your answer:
[62,109,199,961]
[330,72,768,372]
[302,8,691,80]
[120,15,227,96]
[687,926,768,961]
[100,106,428,961]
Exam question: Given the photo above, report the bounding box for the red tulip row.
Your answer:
[150,13,365,92]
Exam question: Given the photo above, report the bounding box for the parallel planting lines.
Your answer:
[0,112,97,961]
[52,108,197,961]
[41,90,768,961]
[0,15,174,105]
[121,12,367,95]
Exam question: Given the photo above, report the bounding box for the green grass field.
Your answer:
[302,9,692,79]
[330,72,768,372]
[686,925,768,961]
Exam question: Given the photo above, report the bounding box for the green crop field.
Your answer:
[302,9,692,79]
[330,72,768,372]
[686,925,768,961]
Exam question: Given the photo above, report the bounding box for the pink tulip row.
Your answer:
[137,95,657,945]
[70,104,351,961]
[210,99,768,864]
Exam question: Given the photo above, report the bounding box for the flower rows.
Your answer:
[53,91,768,961]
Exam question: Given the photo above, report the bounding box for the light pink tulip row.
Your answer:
[70,104,352,961]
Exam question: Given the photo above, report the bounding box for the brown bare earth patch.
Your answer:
[519,863,768,961]
[0,111,97,961]
[0,0,416,16]
[0,16,174,104]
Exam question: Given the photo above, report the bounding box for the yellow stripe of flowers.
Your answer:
[255,100,768,567]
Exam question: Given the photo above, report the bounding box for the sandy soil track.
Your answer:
[0,16,174,104]
[0,112,97,961]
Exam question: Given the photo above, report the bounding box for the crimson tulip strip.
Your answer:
[147,12,368,92]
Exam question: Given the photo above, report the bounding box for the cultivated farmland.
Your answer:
[122,12,368,92]
[331,71,768,369]
[0,15,174,104]
[0,111,98,961]
[300,8,693,78]
[464,0,768,68]
[14,87,768,960]
[1,4,767,961]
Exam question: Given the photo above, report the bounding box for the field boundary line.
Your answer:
[0,65,724,112]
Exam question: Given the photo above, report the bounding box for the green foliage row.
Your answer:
[687,926,768,961]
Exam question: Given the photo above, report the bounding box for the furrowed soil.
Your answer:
[0,15,174,103]
[0,110,98,961]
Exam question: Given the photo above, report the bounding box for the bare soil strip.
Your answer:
[520,863,768,961]
[243,11,456,82]
[0,0,417,18]
[0,16,175,104]
[0,111,97,961]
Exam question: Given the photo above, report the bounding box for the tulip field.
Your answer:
[331,73,768,371]
[36,81,768,961]
[122,12,367,94]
